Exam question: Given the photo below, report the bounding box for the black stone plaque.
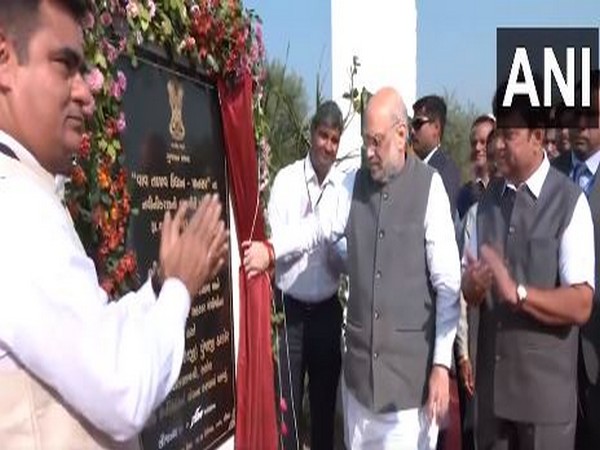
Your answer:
[119,48,236,450]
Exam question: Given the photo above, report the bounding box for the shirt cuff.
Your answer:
[138,279,159,304]
[433,327,457,370]
[139,278,153,294]
[456,347,469,362]
[157,278,191,323]
[153,278,192,390]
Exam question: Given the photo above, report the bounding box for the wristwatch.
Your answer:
[516,284,528,307]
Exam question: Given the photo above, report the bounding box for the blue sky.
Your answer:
[245,0,599,113]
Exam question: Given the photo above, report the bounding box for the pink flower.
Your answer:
[184,36,196,51]
[116,71,127,92]
[147,0,156,18]
[255,23,263,41]
[279,397,288,412]
[100,12,112,27]
[126,2,139,18]
[116,112,127,133]
[280,421,288,436]
[85,68,105,94]
[105,42,118,63]
[110,80,123,100]
[249,42,259,63]
[82,12,94,29]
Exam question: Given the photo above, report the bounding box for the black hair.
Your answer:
[0,0,89,61]
[492,75,549,129]
[412,95,447,136]
[310,100,343,135]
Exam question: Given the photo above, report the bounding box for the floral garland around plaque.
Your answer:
[68,0,268,298]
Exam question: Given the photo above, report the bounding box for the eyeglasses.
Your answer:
[411,116,432,131]
[363,120,404,150]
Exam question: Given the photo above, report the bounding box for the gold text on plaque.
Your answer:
[167,79,186,142]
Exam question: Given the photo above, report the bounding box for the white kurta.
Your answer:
[342,376,439,449]
[271,165,461,448]
[0,131,191,444]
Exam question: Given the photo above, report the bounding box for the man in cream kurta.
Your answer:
[0,1,228,448]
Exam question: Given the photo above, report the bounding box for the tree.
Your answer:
[262,58,310,180]
[441,91,481,181]
[261,56,364,183]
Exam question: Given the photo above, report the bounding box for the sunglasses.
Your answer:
[411,116,432,131]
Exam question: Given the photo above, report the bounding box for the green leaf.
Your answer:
[107,143,117,160]
[161,16,173,36]
[179,4,187,22]
[139,6,151,23]
[206,54,219,72]
[94,52,107,70]
[89,190,100,204]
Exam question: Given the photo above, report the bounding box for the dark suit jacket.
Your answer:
[553,151,600,388]
[457,180,485,220]
[427,148,461,217]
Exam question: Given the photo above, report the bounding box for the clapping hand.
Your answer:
[158,194,229,296]
[462,249,493,306]
[479,245,518,306]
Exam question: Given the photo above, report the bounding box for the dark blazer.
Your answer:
[553,152,600,389]
[427,148,461,217]
[457,180,485,220]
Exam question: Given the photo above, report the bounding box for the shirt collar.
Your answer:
[474,177,487,187]
[504,153,550,199]
[0,130,63,197]
[304,152,340,187]
[571,149,600,176]
[423,145,440,165]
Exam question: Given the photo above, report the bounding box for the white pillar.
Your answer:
[331,0,417,170]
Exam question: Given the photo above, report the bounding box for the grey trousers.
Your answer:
[477,417,575,450]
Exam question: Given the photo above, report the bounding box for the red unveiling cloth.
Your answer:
[218,75,277,450]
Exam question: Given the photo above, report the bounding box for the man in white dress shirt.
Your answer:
[0,1,228,448]
[245,101,345,450]
[244,87,461,449]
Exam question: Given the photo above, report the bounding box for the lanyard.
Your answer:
[303,158,327,213]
